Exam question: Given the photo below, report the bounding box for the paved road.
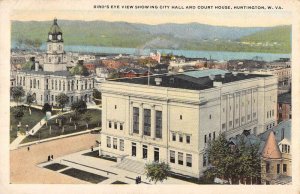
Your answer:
[10,133,99,184]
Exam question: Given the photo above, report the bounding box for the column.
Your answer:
[151,106,156,139]
[139,103,143,137]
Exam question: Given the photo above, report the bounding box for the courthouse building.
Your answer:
[99,69,278,177]
[14,19,94,106]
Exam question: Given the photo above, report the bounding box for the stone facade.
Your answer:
[99,70,278,178]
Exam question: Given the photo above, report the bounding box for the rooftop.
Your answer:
[112,69,271,91]
[19,69,72,77]
[278,92,291,104]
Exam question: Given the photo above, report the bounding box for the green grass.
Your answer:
[44,163,68,171]
[10,106,45,143]
[21,109,101,143]
[60,168,108,183]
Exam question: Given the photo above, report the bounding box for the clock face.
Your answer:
[58,35,61,40]
[49,34,52,40]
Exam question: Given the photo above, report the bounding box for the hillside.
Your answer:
[11,20,291,53]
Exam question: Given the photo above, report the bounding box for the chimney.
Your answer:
[155,77,162,86]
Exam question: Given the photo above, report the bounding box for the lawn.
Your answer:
[21,109,101,143]
[10,106,45,143]
[44,163,68,171]
[60,168,108,184]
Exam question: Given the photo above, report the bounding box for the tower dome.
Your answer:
[47,18,63,42]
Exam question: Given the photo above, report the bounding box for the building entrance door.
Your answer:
[154,148,159,162]
[132,143,136,157]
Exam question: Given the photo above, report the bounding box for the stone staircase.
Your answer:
[114,158,146,175]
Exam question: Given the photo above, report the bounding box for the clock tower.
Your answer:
[44,18,67,71]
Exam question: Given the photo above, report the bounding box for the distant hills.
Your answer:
[11,20,291,53]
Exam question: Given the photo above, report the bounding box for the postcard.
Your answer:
[0,0,300,194]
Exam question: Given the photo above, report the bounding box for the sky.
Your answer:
[8,0,293,27]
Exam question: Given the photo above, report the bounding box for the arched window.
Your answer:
[33,79,36,88]
[63,81,65,91]
[37,80,40,89]
[59,80,61,91]
[67,81,70,91]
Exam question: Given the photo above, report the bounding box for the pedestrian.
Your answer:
[27,146,30,151]
[51,155,54,160]
[48,155,50,162]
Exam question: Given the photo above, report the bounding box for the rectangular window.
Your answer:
[154,148,159,162]
[266,162,270,173]
[229,121,232,127]
[155,110,162,138]
[209,133,211,141]
[114,122,117,130]
[178,152,183,165]
[241,117,245,122]
[142,145,148,159]
[180,115,182,120]
[113,138,117,149]
[222,123,226,130]
[204,135,207,143]
[133,107,139,134]
[120,123,123,130]
[272,110,274,116]
[143,109,151,136]
[109,121,112,128]
[283,164,287,173]
[277,164,280,174]
[172,133,176,141]
[213,132,216,140]
[170,150,175,163]
[106,136,111,148]
[253,113,256,118]
[120,139,124,151]
[179,134,183,142]
[247,114,251,120]
[186,135,190,144]
[186,154,192,167]
[132,143,136,157]
[235,119,239,124]
[203,154,207,167]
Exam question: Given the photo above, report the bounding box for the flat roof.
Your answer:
[112,70,271,91]
[278,92,291,104]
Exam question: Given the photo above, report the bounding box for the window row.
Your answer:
[133,107,162,138]
[266,109,275,118]
[222,113,257,130]
[171,132,191,144]
[204,132,216,144]
[106,136,124,151]
[47,79,93,91]
[108,121,124,131]
[169,150,192,167]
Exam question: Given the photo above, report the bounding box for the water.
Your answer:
[12,42,290,62]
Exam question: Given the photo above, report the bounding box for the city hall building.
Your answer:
[14,19,94,106]
[99,69,278,177]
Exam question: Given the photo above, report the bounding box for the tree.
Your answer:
[206,133,237,184]
[57,114,66,128]
[13,106,24,125]
[56,93,69,111]
[71,100,87,114]
[83,112,92,129]
[26,93,35,115]
[93,89,101,99]
[206,133,261,184]
[70,112,80,130]
[11,86,25,105]
[145,162,170,184]
[42,103,52,113]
